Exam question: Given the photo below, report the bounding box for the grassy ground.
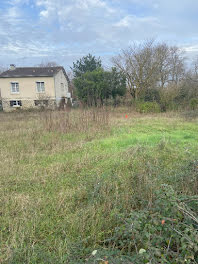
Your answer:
[0,109,198,263]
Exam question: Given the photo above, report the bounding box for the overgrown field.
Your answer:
[0,109,198,263]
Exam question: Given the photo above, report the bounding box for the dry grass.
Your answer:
[41,108,109,133]
[0,108,198,263]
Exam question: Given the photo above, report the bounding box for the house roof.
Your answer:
[0,66,66,78]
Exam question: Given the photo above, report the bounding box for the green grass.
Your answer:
[0,110,198,263]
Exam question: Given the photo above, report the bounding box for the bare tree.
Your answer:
[180,57,198,100]
[112,40,159,99]
[36,61,58,67]
[168,46,185,85]
[112,40,186,100]
[190,56,198,80]
[155,43,172,88]
[0,65,8,73]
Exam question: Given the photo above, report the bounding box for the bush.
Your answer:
[136,101,161,113]
[159,84,181,111]
[190,98,198,110]
[182,110,198,120]
[140,88,161,103]
[89,185,198,264]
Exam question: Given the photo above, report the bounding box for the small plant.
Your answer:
[136,101,161,113]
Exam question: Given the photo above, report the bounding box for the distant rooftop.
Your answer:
[0,66,66,78]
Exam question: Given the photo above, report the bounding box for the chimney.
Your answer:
[10,64,16,70]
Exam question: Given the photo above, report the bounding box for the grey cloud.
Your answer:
[0,0,198,69]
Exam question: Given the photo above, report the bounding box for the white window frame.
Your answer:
[10,100,22,107]
[67,92,71,98]
[11,82,19,94]
[36,81,45,93]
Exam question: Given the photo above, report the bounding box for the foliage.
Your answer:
[182,110,198,120]
[139,88,161,103]
[159,84,181,111]
[136,101,161,113]
[71,54,102,78]
[90,185,198,263]
[190,98,198,110]
[73,67,126,106]
[73,68,109,106]
[107,67,126,99]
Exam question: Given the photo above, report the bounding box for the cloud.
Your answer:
[0,0,198,69]
[114,15,160,29]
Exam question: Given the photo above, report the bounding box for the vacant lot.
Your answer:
[0,109,198,263]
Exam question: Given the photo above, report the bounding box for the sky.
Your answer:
[0,0,198,70]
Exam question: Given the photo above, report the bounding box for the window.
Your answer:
[34,100,48,106]
[10,100,22,107]
[67,92,71,98]
[11,82,19,93]
[36,82,45,93]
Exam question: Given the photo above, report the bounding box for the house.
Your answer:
[0,64,72,111]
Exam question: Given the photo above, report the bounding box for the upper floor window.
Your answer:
[11,82,19,93]
[36,82,45,93]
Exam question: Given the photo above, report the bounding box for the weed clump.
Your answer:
[136,101,161,113]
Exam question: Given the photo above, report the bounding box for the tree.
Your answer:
[177,58,198,104]
[112,40,159,99]
[106,67,126,105]
[73,69,105,106]
[112,40,185,100]
[0,66,7,73]
[71,54,102,78]
[73,67,126,106]
[168,46,185,85]
[155,43,172,88]
[37,61,58,67]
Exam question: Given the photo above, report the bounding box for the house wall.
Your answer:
[54,69,69,106]
[0,76,56,111]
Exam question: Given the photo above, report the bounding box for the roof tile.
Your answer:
[0,67,64,78]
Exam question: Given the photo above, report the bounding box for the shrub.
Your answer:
[140,88,161,103]
[182,110,198,120]
[159,84,181,111]
[136,101,161,113]
[190,98,198,110]
[89,185,198,264]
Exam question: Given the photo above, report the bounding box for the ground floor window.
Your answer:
[10,100,22,107]
[34,100,48,106]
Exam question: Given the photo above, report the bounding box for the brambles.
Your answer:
[135,101,161,113]
[98,185,198,263]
